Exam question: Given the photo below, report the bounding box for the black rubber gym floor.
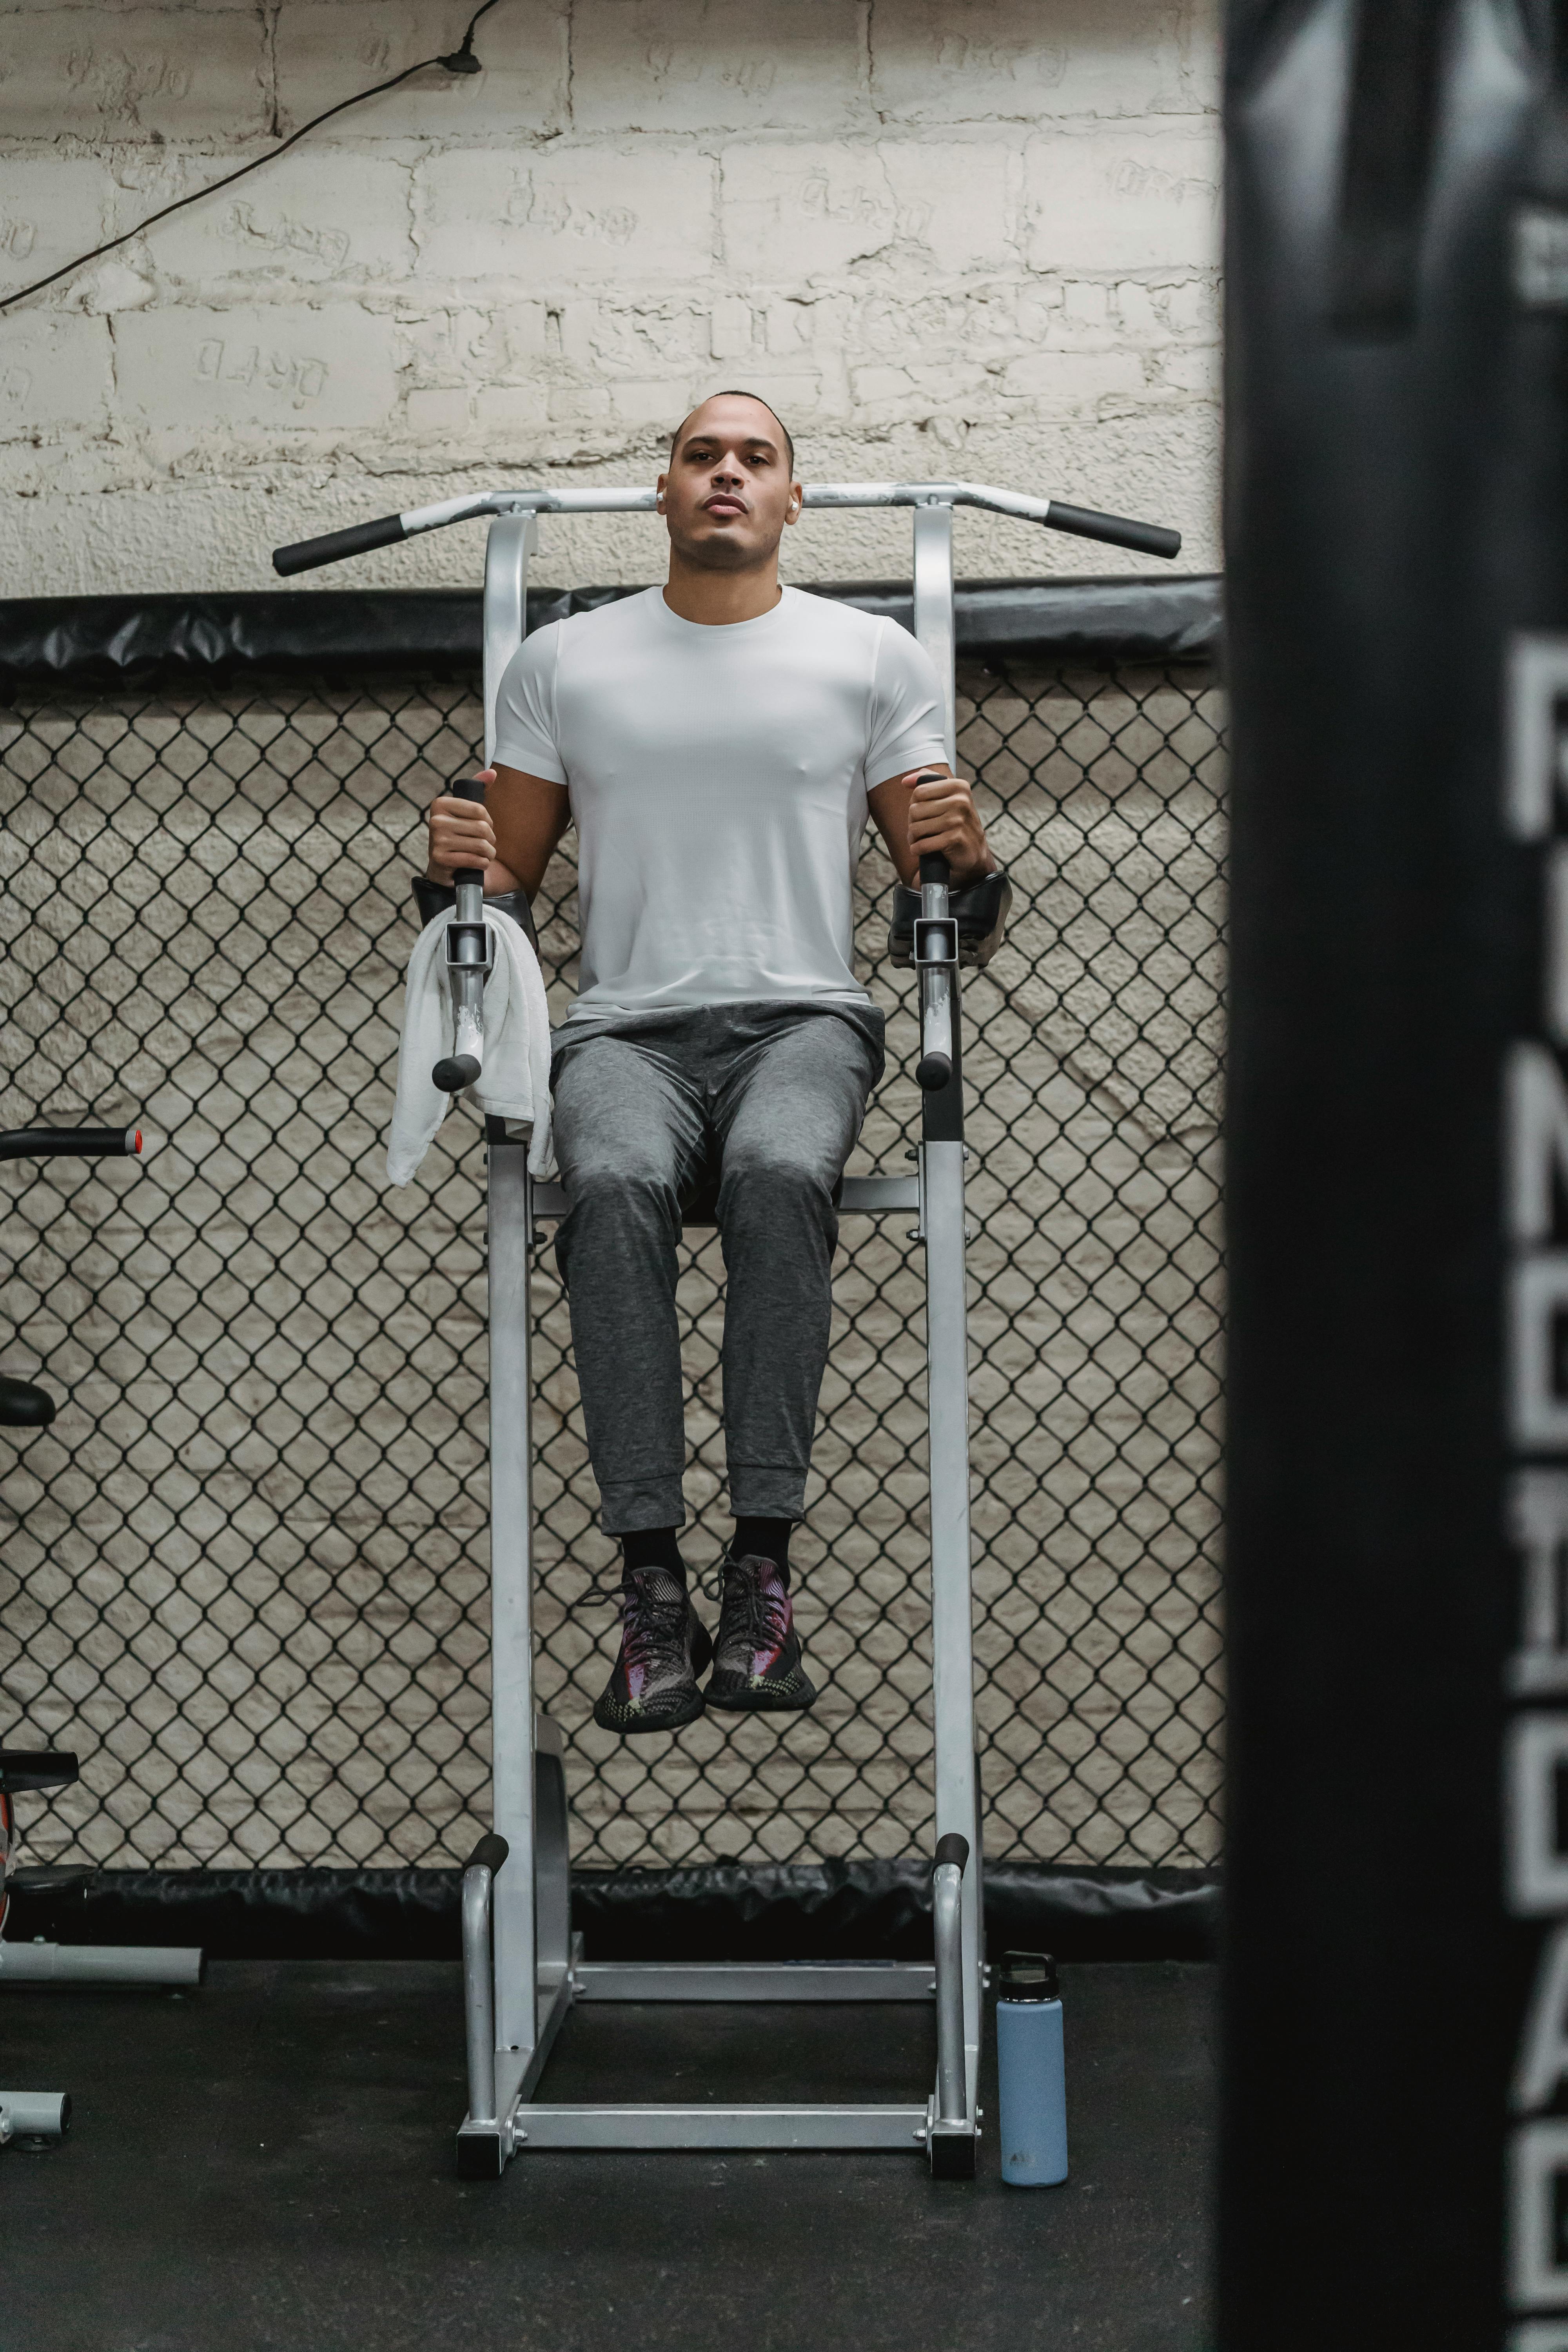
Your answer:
[3,1958,1214,2352]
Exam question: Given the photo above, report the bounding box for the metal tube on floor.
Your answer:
[0,2089,69,2139]
[0,1941,201,1987]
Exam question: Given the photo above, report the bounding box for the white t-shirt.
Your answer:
[492,584,948,1019]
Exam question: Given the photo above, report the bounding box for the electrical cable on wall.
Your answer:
[0,0,503,316]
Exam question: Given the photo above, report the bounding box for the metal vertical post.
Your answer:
[911,500,957,766]
[923,1126,981,2112]
[912,498,982,2128]
[487,1137,537,2062]
[483,513,537,764]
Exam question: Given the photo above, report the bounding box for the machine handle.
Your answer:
[912,764,951,897]
[450,773,487,889]
[271,512,407,577]
[1043,501,1183,560]
[916,848,955,1091]
[0,1748,80,1793]
[0,1125,142,1162]
[932,1833,971,1877]
[463,1832,509,1877]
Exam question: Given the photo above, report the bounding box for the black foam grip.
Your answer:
[463,1833,509,1877]
[0,1748,80,1793]
[271,513,407,577]
[1044,501,1182,561]
[448,774,488,888]
[0,1126,140,1161]
[932,1833,971,1876]
[914,770,951,894]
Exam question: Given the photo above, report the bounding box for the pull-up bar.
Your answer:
[272,480,1182,578]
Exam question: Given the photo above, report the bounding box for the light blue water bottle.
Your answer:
[996,1949,1068,2185]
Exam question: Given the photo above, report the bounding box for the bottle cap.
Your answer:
[998,1949,1059,2001]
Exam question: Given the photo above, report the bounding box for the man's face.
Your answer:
[657,397,801,571]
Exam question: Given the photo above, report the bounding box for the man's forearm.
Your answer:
[425,764,569,896]
[488,765,572,897]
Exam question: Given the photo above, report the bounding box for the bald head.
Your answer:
[670,391,794,475]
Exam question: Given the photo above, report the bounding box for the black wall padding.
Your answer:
[0,576,1221,692]
[4,1860,1218,1964]
[574,1860,1219,1964]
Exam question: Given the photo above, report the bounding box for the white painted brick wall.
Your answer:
[0,0,1221,594]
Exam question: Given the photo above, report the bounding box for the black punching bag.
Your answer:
[1222,3,1568,2343]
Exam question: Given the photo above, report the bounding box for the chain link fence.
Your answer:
[0,631,1225,1877]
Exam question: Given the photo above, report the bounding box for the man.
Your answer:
[426,391,996,1737]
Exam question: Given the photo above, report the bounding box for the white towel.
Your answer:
[387,906,554,1186]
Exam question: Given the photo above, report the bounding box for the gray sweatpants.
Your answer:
[550,1000,884,1534]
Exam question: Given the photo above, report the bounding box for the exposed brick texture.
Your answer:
[0,0,1220,593]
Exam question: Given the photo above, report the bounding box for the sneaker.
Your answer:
[704,1553,818,1714]
[592,1568,713,1736]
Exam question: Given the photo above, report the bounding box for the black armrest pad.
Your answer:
[889,870,1013,969]
[412,876,539,954]
[0,1749,80,1795]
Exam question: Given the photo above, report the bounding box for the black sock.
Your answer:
[621,1526,684,1582]
[731,1516,793,1585]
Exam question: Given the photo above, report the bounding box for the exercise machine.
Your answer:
[0,1127,203,2151]
[272,475,1179,2176]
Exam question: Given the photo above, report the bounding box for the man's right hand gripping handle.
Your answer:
[427,770,497,887]
[431,776,492,1096]
[915,851,956,1093]
[449,775,487,886]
